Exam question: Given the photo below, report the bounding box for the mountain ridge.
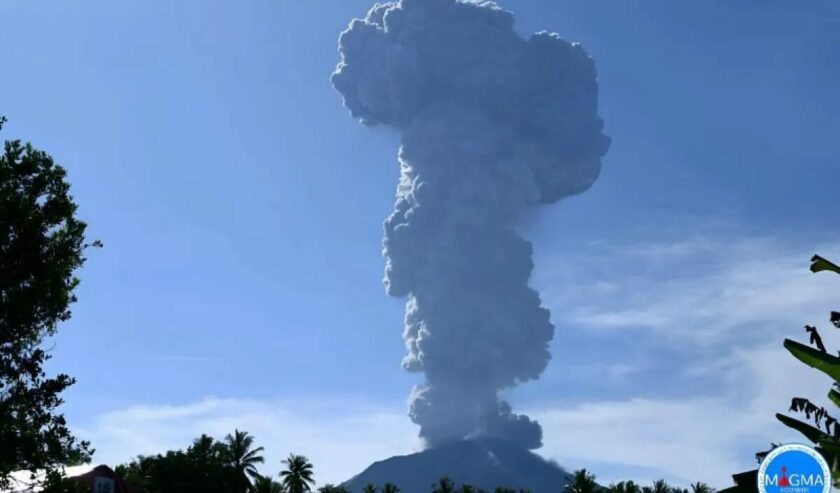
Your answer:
[341,438,573,493]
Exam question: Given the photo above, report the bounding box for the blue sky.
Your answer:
[1,0,839,487]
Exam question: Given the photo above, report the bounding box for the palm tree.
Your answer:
[459,484,475,493]
[189,434,222,466]
[281,454,315,493]
[690,483,713,493]
[381,483,399,493]
[252,475,284,493]
[432,477,456,493]
[225,429,266,491]
[565,469,597,493]
[642,479,671,493]
[362,484,377,493]
[653,479,671,493]
[607,481,641,493]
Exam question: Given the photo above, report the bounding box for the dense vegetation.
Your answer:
[0,116,95,489]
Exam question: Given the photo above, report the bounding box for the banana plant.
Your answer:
[776,254,840,486]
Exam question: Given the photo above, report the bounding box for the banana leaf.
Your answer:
[776,413,829,444]
[814,440,840,486]
[829,389,840,409]
[811,255,840,275]
[818,437,840,454]
[784,339,840,382]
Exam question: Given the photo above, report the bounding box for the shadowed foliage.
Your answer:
[116,434,240,493]
[690,482,714,493]
[642,479,671,493]
[225,429,265,492]
[0,116,95,490]
[565,470,597,493]
[281,454,315,493]
[432,477,456,493]
[381,482,400,493]
[607,481,641,493]
[362,484,377,493]
[252,476,284,493]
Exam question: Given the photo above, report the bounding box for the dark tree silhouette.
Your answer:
[690,482,715,493]
[607,481,641,493]
[252,476,284,493]
[565,470,598,493]
[362,483,377,493]
[116,433,243,493]
[280,454,315,493]
[432,477,456,493]
[381,482,399,493]
[642,479,671,493]
[225,429,265,491]
[458,484,475,493]
[0,116,95,489]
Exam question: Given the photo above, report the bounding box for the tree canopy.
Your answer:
[116,434,243,493]
[280,454,315,493]
[0,116,94,489]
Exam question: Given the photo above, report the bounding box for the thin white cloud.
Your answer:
[529,231,840,486]
[538,234,840,344]
[532,342,831,487]
[77,396,418,486]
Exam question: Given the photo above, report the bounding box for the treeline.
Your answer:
[113,431,715,493]
[114,430,296,493]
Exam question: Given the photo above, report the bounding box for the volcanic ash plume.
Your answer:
[332,0,610,450]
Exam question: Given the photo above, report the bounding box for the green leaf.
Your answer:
[776,413,829,444]
[784,339,840,382]
[818,437,840,454]
[811,255,840,275]
[829,389,840,409]
[832,455,840,488]
[813,442,840,486]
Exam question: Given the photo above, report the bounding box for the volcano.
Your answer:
[341,439,573,493]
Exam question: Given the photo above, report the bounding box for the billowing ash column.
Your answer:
[332,0,610,450]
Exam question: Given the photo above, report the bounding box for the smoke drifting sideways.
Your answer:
[332,0,610,450]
